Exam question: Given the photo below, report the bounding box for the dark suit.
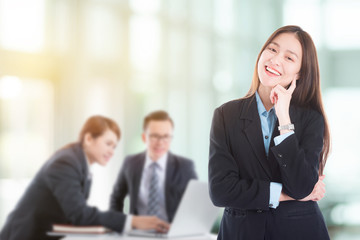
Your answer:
[209,96,329,240]
[0,143,126,240]
[110,151,197,222]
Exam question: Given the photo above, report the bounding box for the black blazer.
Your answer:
[110,151,197,222]
[209,96,329,240]
[0,143,126,240]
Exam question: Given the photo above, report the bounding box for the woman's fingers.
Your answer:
[287,78,297,94]
[270,84,287,103]
[300,176,326,202]
[313,178,326,200]
[270,85,289,104]
[270,88,277,104]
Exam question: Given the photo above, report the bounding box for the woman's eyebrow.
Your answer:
[270,41,299,59]
[287,49,299,59]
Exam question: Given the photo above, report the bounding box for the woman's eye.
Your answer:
[268,47,276,53]
[286,56,293,61]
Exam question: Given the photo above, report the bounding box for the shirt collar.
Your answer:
[255,91,275,117]
[145,152,168,171]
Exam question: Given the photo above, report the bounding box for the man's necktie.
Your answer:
[147,162,160,217]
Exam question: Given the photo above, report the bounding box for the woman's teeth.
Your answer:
[266,66,281,76]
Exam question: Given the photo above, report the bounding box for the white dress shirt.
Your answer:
[255,91,294,208]
[85,154,133,233]
[137,152,168,222]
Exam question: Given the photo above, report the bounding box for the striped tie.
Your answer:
[147,162,160,217]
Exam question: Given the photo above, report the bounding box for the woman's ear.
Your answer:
[83,133,93,146]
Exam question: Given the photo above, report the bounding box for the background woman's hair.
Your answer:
[79,115,121,144]
[246,25,330,175]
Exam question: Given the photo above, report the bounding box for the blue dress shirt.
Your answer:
[255,92,294,208]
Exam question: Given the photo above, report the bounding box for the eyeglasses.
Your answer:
[148,134,173,143]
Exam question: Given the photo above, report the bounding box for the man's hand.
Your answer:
[132,216,170,233]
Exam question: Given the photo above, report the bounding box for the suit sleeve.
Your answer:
[43,156,126,232]
[208,107,270,210]
[187,160,198,180]
[110,157,129,212]
[271,110,324,199]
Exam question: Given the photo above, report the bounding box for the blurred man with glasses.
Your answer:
[110,110,197,224]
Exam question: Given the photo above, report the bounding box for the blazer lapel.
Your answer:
[240,97,272,179]
[84,178,92,199]
[164,153,175,216]
[132,152,146,212]
[74,143,92,199]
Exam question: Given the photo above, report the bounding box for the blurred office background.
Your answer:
[0,0,359,239]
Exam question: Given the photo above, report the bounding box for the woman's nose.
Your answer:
[109,148,114,156]
[270,54,281,65]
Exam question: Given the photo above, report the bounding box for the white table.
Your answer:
[61,233,217,240]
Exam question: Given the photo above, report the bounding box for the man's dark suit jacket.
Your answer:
[0,143,126,240]
[209,96,330,240]
[110,151,197,222]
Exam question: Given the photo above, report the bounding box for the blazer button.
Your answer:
[277,153,283,158]
[282,164,287,167]
[257,209,262,213]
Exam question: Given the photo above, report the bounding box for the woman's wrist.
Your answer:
[278,115,291,126]
[278,115,292,135]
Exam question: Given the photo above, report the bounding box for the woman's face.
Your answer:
[84,129,118,166]
[257,33,302,89]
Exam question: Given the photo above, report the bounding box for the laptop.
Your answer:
[128,180,220,238]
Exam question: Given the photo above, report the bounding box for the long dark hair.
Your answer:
[245,25,330,175]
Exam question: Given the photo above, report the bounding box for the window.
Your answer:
[0,76,54,224]
[0,0,45,52]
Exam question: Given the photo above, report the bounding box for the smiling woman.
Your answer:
[258,33,302,89]
[79,117,120,166]
[83,129,118,166]
[208,25,331,240]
